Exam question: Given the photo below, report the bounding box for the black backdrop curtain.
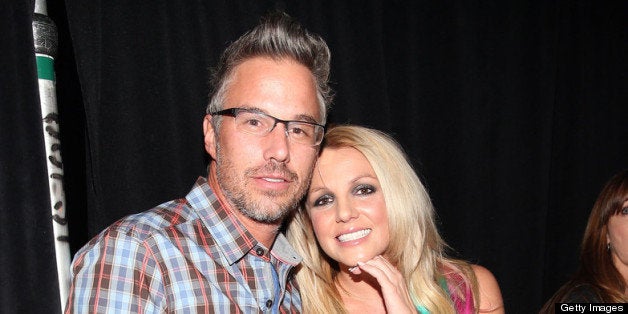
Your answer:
[2,0,626,313]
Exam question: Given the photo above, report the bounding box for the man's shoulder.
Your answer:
[93,197,199,244]
[106,177,216,241]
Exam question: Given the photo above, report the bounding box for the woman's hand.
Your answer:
[352,255,418,314]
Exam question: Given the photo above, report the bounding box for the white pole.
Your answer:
[32,0,71,311]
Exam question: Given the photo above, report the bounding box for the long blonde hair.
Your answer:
[286,125,479,313]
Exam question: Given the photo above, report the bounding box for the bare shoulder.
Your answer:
[471,264,504,313]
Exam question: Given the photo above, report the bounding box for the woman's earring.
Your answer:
[607,243,611,251]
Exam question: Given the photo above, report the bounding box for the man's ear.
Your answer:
[203,115,217,159]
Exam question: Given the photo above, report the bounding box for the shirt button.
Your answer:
[256,247,265,256]
[266,299,273,308]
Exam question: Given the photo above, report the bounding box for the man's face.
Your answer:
[204,57,321,224]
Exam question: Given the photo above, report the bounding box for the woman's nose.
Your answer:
[335,199,359,223]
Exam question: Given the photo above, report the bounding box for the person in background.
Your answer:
[287,125,504,313]
[65,12,333,313]
[541,169,628,311]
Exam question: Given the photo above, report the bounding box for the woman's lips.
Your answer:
[336,228,372,242]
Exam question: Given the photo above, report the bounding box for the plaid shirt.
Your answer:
[65,177,302,313]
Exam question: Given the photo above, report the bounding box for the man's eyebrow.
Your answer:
[238,105,263,113]
[294,114,319,124]
[240,105,320,124]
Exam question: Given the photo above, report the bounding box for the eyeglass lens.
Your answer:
[234,111,322,145]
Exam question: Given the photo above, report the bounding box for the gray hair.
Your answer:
[206,12,333,124]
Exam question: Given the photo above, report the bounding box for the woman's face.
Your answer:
[305,147,389,269]
[607,199,628,277]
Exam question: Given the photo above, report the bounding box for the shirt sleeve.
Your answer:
[64,228,166,313]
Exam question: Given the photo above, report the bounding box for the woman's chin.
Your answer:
[340,254,372,269]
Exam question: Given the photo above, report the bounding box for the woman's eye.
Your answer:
[621,207,628,215]
[312,195,333,207]
[354,184,375,196]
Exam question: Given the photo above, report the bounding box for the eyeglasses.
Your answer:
[210,108,325,146]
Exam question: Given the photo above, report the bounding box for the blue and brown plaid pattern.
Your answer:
[65,177,302,313]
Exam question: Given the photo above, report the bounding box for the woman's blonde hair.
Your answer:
[286,125,479,313]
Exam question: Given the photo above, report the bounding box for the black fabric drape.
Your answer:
[2,0,626,313]
[1,0,63,312]
[542,0,628,298]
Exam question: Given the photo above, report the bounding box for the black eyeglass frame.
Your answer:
[210,107,326,146]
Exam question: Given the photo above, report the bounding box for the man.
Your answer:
[65,12,332,313]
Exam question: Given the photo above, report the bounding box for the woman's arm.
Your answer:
[472,265,504,313]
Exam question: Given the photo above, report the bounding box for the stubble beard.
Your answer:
[214,142,312,224]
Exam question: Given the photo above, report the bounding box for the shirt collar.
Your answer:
[185,176,301,266]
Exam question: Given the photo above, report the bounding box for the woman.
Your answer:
[286,125,503,313]
[541,170,628,310]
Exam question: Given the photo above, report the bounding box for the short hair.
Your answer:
[206,12,333,124]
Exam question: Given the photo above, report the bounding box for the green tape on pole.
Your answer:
[36,55,55,81]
